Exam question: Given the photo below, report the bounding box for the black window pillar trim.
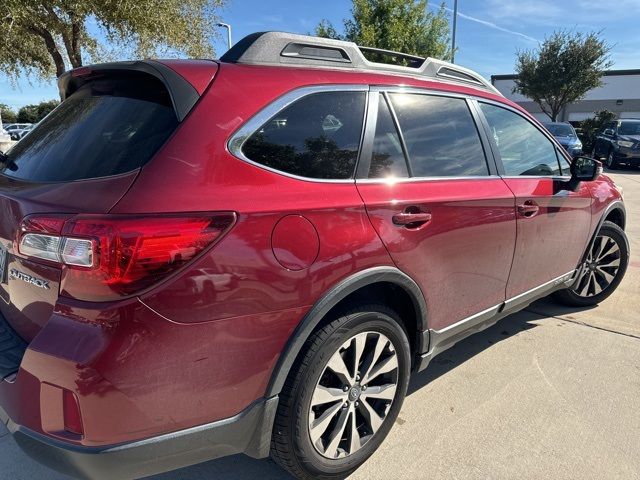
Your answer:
[264,265,429,398]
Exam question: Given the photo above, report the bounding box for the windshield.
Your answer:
[2,73,178,182]
[618,121,640,136]
[543,123,575,137]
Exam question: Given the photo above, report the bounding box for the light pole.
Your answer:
[217,22,232,51]
[451,0,458,63]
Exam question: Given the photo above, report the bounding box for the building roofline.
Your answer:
[491,68,640,84]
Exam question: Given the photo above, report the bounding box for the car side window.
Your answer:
[388,93,489,177]
[368,95,409,178]
[479,103,562,176]
[242,91,366,179]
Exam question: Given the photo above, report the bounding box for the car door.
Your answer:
[356,89,516,331]
[477,101,592,299]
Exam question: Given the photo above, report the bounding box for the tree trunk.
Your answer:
[28,26,66,77]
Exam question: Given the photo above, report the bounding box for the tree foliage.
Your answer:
[0,0,225,82]
[514,31,612,122]
[0,104,18,124]
[316,0,452,61]
[579,109,617,152]
[16,100,60,123]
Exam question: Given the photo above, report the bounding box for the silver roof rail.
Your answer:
[220,31,502,96]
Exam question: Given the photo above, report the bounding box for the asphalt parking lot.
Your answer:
[1,170,638,480]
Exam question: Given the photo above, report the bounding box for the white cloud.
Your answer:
[434,4,539,43]
[456,11,539,43]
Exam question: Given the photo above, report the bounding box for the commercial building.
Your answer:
[491,69,640,124]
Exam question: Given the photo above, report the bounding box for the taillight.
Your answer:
[63,389,83,436]
[17,213,236,301]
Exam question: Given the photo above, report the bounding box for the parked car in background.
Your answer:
[592,118,640,169]
[542,122,583,157]
[3,123,32,134]
[0,31,628,480]
[10,123,36,141]
[0,128,10,144]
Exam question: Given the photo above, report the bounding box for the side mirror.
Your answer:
[566,156,602,190]
[604,129,615,136]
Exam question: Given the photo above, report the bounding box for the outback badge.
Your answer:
[9,269,50,290]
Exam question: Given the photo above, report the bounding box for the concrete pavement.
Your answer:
[1,170,638,480]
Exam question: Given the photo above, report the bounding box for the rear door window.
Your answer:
[388,93,489,177]
[2,73,178,182]
[242,91,366,179]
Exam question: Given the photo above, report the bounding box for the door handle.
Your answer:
[517,201,539,217]
[392,211,432,228]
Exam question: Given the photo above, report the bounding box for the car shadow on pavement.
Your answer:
[159,299,596,480]
[407,309,541,396]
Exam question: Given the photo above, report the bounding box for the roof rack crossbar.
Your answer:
[220,32,502,96]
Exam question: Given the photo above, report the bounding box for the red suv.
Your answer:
[0,32,628,480]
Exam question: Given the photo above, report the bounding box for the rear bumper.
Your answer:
[2,395,278,480]
[0,298,299,478]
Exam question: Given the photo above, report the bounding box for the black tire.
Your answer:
[606,150,619,170]
[271,304,411,480]
[553,221,628,307]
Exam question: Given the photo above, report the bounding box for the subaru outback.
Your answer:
[0,32,628,480]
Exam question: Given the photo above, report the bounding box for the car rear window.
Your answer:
[2,73,178,182]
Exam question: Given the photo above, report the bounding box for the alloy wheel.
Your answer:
[308,331,399,459]
[573,234,621,297]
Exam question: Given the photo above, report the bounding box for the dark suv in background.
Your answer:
[542,121,583,157]
[592,118,640,169]
[0,32,629,480]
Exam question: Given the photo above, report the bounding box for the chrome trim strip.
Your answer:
[433,303,502,336]
[432,269,576,337]
[503,270,576,310]
[356,175,498,184]
[227,84,369,184]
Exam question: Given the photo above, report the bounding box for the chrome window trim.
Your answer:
[356,175,498,184]
[227,84,369,184]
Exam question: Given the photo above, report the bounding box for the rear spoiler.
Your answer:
[57,60,200,122]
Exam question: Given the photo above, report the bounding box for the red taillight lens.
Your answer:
[18,213,236,301]
[63,389,83,436]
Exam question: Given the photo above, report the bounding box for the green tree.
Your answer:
[0,104,18,124]
[0,0,225,82]
[580,109,617,153]
[514,31,612,122]
[17,100,60,123]
[316,0,452,61]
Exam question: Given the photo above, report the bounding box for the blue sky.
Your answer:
[2,0,639,109]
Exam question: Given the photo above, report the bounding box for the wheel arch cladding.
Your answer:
[604,206,625,230]
[264,266,428,398]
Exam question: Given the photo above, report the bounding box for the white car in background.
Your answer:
[0,128,11,144]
